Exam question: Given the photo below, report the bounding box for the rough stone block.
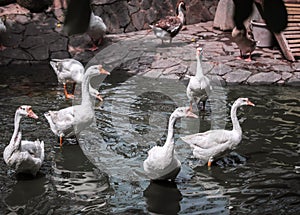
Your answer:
[223,69,252,85]
[247,71,281,85]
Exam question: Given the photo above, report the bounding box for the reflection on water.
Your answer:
[0,64,299,214]
[144,180,182,214]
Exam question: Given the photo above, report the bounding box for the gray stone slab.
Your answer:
[247,71,281,85]
[286,76,300,86]
[223,69,252,85]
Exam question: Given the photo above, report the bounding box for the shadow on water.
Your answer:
[0,64,299,214]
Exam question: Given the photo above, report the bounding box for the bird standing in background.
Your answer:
[149,1,186,44]
[232,26,257,62]
[86,11,107,51]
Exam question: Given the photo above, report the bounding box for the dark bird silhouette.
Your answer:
[63,0,91,36]
[233,0,287,33]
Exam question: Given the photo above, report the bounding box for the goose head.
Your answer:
[85,65,110,78]
[196,47,203,58]
[234,98,255,107]
[171,107,198,119]
[17,105,38,119]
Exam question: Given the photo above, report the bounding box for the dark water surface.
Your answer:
[0,64,299,214]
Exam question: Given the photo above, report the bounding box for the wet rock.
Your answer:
[247,71,281,85]
[0,48,33,60]
[49,36,68,52]
[5,19,25,34]
[0,56,12,65]
[286,75,300,86]
[16,0,52,13]
[20,35,45,49]
[24,19,55,36]
[223,69,252,85]
[50,51,70,59]
[28,45,49,60]
[2,32,22,48]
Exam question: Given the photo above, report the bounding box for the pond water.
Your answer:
[0,64,299,214]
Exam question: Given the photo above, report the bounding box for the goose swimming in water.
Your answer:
[143,107,198,180]
[45,64,110,147]
[3,105,44,176]
[181,98,255,167]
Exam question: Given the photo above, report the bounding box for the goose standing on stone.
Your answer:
[232,26,257,62]
[45,64,110,147]
[50,58,105,101]
[143,107,198,180]
[0,17,7,51]
[149,1,186,44]
[87,11,107,51]
[186,47,211,112]
[3,105,44,176]
[181,98,255,167]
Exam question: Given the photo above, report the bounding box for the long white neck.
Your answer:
[231,103,242,134]
[163,114,177,152]
[11,112,22,144]
[195,53,204,79]
[177,5,185,24]
[4,112,22,162]
[81,73,93,107]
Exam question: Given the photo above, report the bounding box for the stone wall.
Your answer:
[0,0,218,64]
[92,0,218,33]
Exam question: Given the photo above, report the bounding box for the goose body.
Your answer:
[87,12,107,51]
[143,107,198,180]
[181,98,255,166]
[149,1,186,44]
[45,64,110,147]
[3,106,44,176]
[50,58,104,101]
[232,26,257,61]
[186,47,211,111]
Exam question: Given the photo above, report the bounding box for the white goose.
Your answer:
[3,105,44,176]
[181,98,255,167]
[143,107,198,180]
[87,11,107,51]
[149,1,186,44]
[45,64,110,147]
[50,58,104,101]
[0,17,7,51]
[186,47,211,111]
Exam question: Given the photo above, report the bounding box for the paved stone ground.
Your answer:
[98,21,300,86]
[0,7,299,86]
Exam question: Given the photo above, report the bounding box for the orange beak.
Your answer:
[28,109,38,119]
[187,110,198,119]
[247,100,255,106]
[99,67,110,75]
